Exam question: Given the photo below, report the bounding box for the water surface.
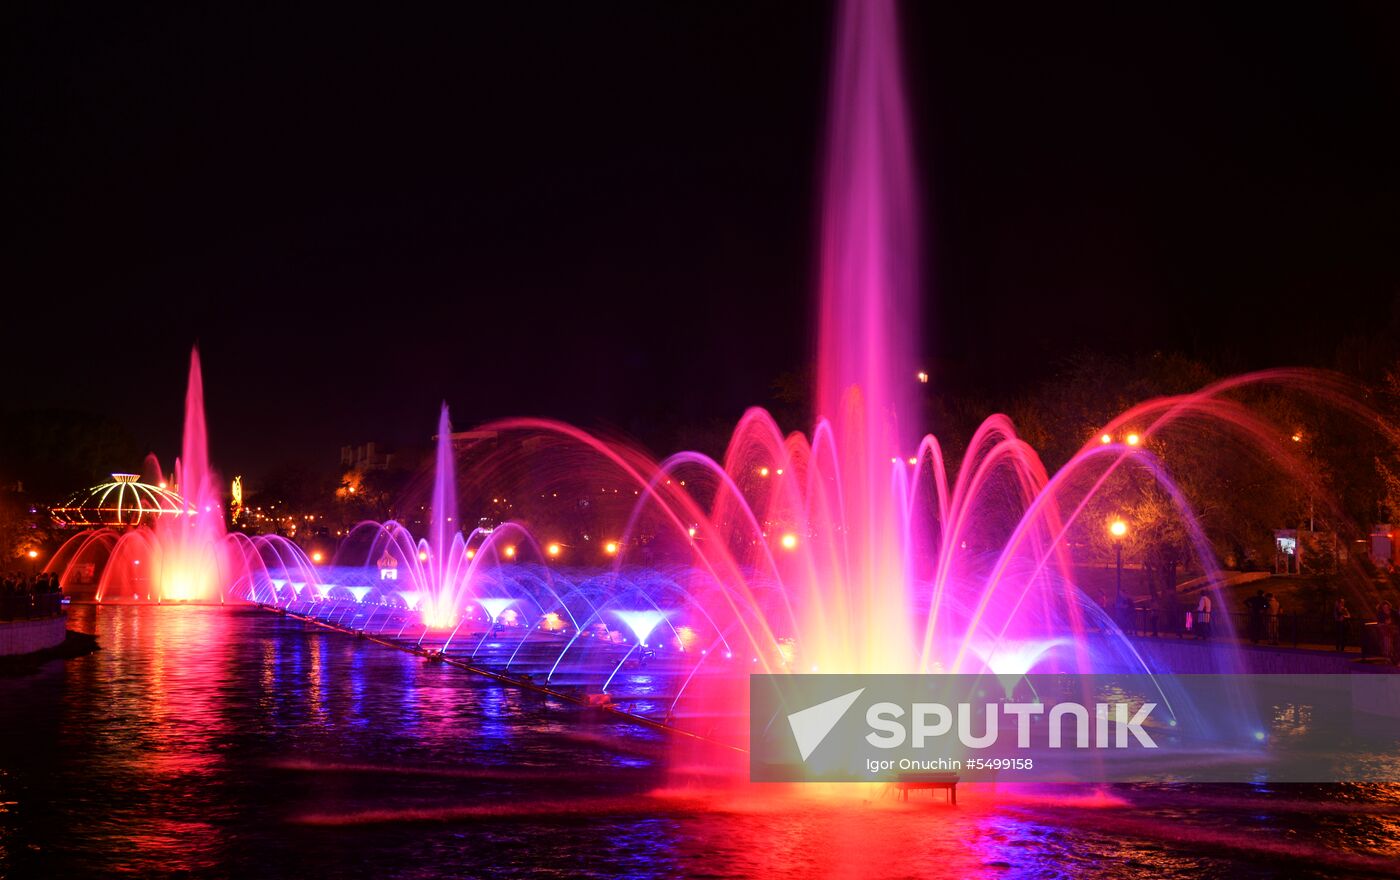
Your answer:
[0,606,1395,878]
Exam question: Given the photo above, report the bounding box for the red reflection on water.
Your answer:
[65,605,236,874]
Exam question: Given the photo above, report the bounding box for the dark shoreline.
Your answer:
[0,629,98,676]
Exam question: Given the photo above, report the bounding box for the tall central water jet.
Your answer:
[422,404,461,627]
[281,0,1307,758]
[164,349,225,601]
[813,0,922,672]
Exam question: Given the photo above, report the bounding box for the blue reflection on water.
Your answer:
[0,606,1391,879]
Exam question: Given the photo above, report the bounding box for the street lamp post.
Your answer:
[1115,542,1123,604]
[1109,519,1128,606]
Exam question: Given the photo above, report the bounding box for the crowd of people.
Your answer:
[0,571,63,620]
[1098,583,1400,664]
[1236,590,1400,663]
[1,572,60,595]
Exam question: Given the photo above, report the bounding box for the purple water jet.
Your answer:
[248,0,1400,773]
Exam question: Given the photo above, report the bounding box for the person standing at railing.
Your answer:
[1265,593,1281,645]
[1245,589,1267,644]
[1377,601,1397,665]
[1333,598,1351,652]
[1115,592,1135,635]
[1161,588,1182,638]
[1194,590,1213,640]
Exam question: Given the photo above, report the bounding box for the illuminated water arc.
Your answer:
[250,0,1365,759]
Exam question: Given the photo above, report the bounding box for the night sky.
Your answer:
[5,3,1398,482]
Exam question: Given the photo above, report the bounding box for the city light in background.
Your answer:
[3,0,1398,875]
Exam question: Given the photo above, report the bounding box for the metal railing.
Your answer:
[1108,606,1388,656]
[0,593,64,621]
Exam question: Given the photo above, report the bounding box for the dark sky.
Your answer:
[4,3,1398,482]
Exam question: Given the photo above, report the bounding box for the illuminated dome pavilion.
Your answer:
[50,473,194,529]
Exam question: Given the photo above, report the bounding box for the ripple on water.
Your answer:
[0,606,1394,878]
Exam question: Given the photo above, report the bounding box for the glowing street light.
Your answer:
[503,545,517,559]
[1109,519,1128,606]
[916,370,929,384]
[758,467,770,478]
[1100,433,1112,444]
[604,541,619,556]
[26,549,38,560]
[1125,433,1141,446]
[418,550,429,562]
[546,542,562,558]
[311,550,324,564]
[780,533,799,551]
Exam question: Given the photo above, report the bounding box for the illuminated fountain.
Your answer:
[314,404,541,629]
[255,0,1394,766]
[49,349,315,603]
[268,0,1190,719]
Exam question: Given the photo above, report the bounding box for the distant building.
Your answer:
[432,430,499,453]
[1274,528,1339,574]
[1372,525,1396,569]
[377,550,399,581]
[340,442,395,472]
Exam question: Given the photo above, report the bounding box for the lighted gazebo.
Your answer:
[49,473,195,529]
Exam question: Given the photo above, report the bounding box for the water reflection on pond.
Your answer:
[0,605,1393,878]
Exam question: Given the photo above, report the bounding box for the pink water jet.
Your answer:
[256,0,1399,770]
[814,0,922,672]
[49,349,314,603]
